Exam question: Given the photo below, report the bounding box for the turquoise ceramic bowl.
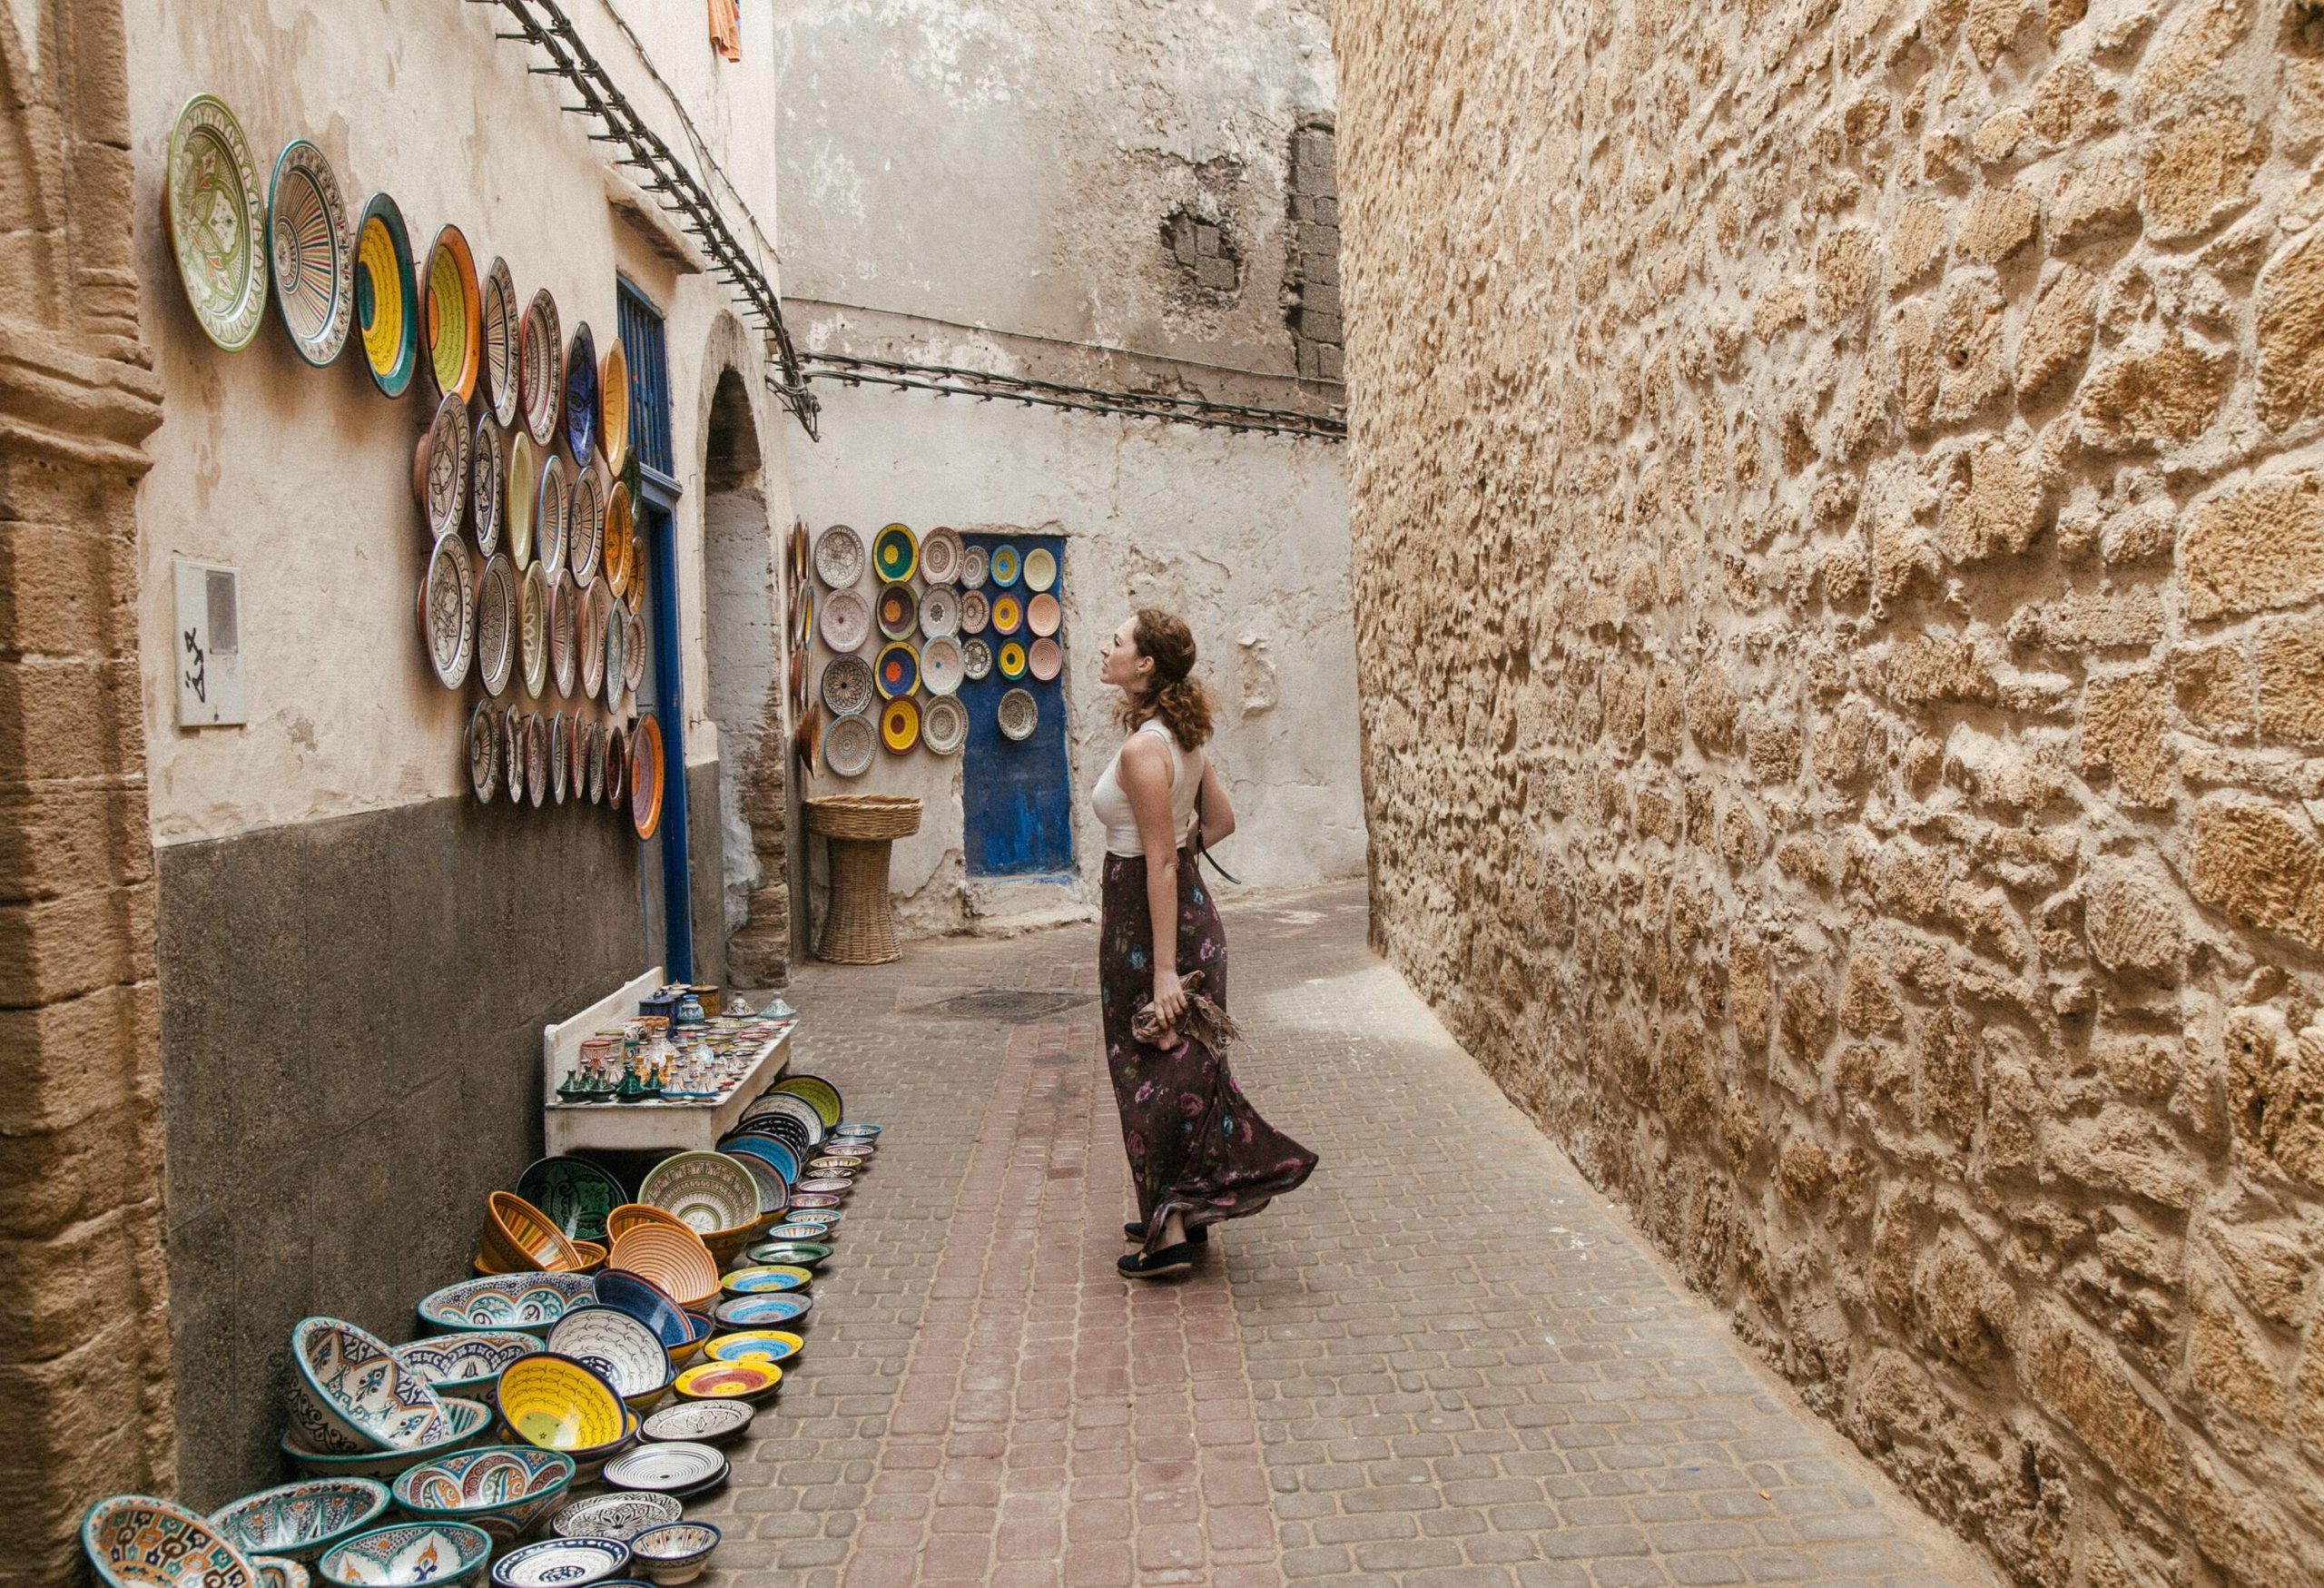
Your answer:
[209,1479,390,1564]
[392,1332,537,1403]
[419,1274,597,1336]
[318,1521,491,1587]
[390,1445,576,1547]
[282,1398,491,1481]
[84,1494,261,1588]
[743,1240,831,1270]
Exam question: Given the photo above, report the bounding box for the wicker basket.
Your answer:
[805,794,921,841]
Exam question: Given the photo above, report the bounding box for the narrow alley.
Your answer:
[688,886,1990,1588]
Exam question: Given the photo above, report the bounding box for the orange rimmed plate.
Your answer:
[630,715,665,841]
[421,223,482,403]
[673,1360,782,1404]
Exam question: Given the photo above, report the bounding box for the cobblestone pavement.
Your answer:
[690,883,1994,1588]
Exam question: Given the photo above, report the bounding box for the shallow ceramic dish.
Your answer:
[599,338,630,474]
[788,1192,842,1211]
[960,544,990,587]
[630,715,665,840]
[390,1446,575,1546]
[166,95,270,354]
[563,322,598,463]
[743,1241,832,1272]
[291,1317,448,1455]
[875,584,917,641]
[721,1133,803,1188]
[814,523,864,587]
[481,258,520,429]
[315,1521,490,1588]
[748,1092,828,1147]
[546,1307,674,1409]
[919,526,963,584]
[819,587,871,654]
[1029,636,1063,682]
[209,1480,389,1566]
[252,1557,309,1588]
[548,1493,680,1544]
[488,1534,627,1588]
[872,523,917,583]
[390,1332,536,1401]
[421,224,482,403]
[1028,590,1062,637]
[819,654,874,718]
[960,636,993,680]
[672,1360,780,1403]
[711,1294,814,1329]
[722,1265,811,1297]
[703,1329,803,1366]
[475,555,517,699]
[638,1152,759,1234]
[85,1494,261,1588]
[727,1149,789,1218]
[773,1075,845,1129]
[792,1177,852,1197]
[773,1208,841,1231]
[471,415,505,557]
[495,1352,625,1454]
[638,1400,753,1447]
[592,1269,692,1350]
[822,712,874,778]
[267,138,352,366]
[808,1155,866,1173]
[282,1399,490,1482]
[959,587,990,636]
[413,390,471,541]
[518,289,562,447]
[628,1521,719,1586]
[354,193,419,396]
[606,1224,718,1311]
[515,1157,625,1244]
[507,431,538,569]
[602,1443,727,1499]
[989,543,1021,587]
[419,533,477,691]
[998,686,1038,742]
[1022,545,1058,592]
[921,637,964,699]
[832,1122,883,1139]
[560,1408,640,1483]
[917,586,960,642]
[419,1274,596,1338]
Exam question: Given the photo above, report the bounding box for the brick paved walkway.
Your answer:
[693,883,1993,1588]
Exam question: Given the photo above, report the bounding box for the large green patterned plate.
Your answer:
[166,94,269,351]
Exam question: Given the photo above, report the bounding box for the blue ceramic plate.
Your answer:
[709,1292,812,1328]
[721,1134,802,1186]
[714,1294,814,1327]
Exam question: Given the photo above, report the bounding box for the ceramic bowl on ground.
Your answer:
[667,1309,715,1370]
[602,1203,693,1243]
[627,1522,719,1586]
[282,1400,490,1481]
[757,1220,832,1244]
[601,1443,727,1500]
[547,1493,681,1543]
[726,1149,789,1218]
[671,1360,780,1404]
[791,1177,852,1196]
[390,1446,576,1547]
[569,1239,608,1273]
[720,1264,811,1297]
[605,1225,719,1310]
[495,1353,625,1453]
[807,1154,866,1173]
[487,1534,628,1588]
[718,1134,802,1187]
[391,1332,537,1402]
[832,1121,881,1138]
[638,1399,753,1447]
[546,1306,674,1410]
[772,1208,841,1232]
[703,1329,802,1366]
[592,1269,692,1351]
[419,1274,596,1336]
[252,1557,310,1588]
[638,1151,760,1235]
[743,1239,831,1272]
[559,1409,640,1483]
[210,1478,391,1564]
[480,1191,586,1276]
[84,1494,262,1588]
[316,1520,491,1587]
[290,1317,449,1455]
[515,1155,626,1244]
[787,1192,842,1211]
[715,1290,812,1329]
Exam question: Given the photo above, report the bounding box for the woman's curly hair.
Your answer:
[1115,607,1215,749]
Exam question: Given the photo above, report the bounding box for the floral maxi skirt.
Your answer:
[1100,848,1316,1251]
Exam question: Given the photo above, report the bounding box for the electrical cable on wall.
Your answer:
[801,351,1346,442]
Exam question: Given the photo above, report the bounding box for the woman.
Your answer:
[1091,608,1316,1277]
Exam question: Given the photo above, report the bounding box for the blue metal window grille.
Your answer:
[618,281,675,484]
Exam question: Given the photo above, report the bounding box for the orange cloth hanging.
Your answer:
[708,0,742,61]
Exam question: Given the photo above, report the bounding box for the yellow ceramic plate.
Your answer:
[722,1265,812,1296]
[703,1329,803,1366]
[496,1352,625,1451]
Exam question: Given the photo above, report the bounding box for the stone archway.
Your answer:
[701,367,790,985]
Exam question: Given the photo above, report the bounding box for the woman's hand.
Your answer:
[1149,967,1187,1034]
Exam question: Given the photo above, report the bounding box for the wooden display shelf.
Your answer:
[541,965,794,1155]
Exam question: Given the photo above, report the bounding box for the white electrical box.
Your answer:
[172,556,247,728]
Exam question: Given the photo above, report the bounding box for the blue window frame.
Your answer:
[618,284,676,486]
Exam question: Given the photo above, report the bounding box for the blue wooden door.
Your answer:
[960,532,1072,877]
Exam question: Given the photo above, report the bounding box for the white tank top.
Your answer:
[1091,719,1201,858]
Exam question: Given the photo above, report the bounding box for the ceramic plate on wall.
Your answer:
[477,553,517,697]
[1028,636,1061,682]
[820,654,874,717]
[624,602,646,693]
[421,223,481,403]
[526,714,548,808]
[958,587,990,636]
[920,636,963,696]
[606,723,627,806]
[564,321,598,463]
[605,484,633,597]
[921,695,967,755]
[580,578,610,701]
[413,391,470,542]
[549,714,570,804]
[874,642,918,699]
[997,639,1027,680]
[519,564,548,697]
[600,336,630,475]
[814,524,865,587]
[793,584,815,653]
[881,696,920,754]
[918,586,959,639]
[354,192,419,396]
[631,715,665,839]
[167,94,269,352]
[587,721,607,804]
[419,535,476,690]
[506,430,537,568]
[872,523,918,583]
[468,701,498,804]
[819,588,870,654]
[999,686,1037,742]
[518,289,562,446]
[823,714,874,778]
[1021,546,1058,592]
[959,544,989,587]
[988,544,1020,587]
[536,454,569,580]
[471,414,504,557]
[960,636,992,680]
[875,585,916,641]
[570,466,605,583]
[481,257,520,429]
[919,527,963,584]
[500,709,523,803]
[990,593,1022,636]
[550,575,577,698]
[1027,591,1061,637]
[604,616,625,714]
[266,138,351,366]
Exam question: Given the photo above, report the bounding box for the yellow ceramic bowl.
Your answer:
[495,1353,625,1452]
[673,1359,782,1403]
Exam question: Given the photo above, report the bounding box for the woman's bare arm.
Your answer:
[1119,734,1189,1030]
[1196,756,1235,844]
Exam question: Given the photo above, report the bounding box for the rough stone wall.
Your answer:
[0,1,173,1577]
[1286,117,1346,381]
[1335,0,2324,1583]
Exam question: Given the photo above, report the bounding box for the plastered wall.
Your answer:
[1336,0,2324,1582]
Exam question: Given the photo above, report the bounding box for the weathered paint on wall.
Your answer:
[128,0,797,844]
[1336,0,2324,1583]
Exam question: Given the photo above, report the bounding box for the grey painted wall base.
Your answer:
[159,789,645,1504]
